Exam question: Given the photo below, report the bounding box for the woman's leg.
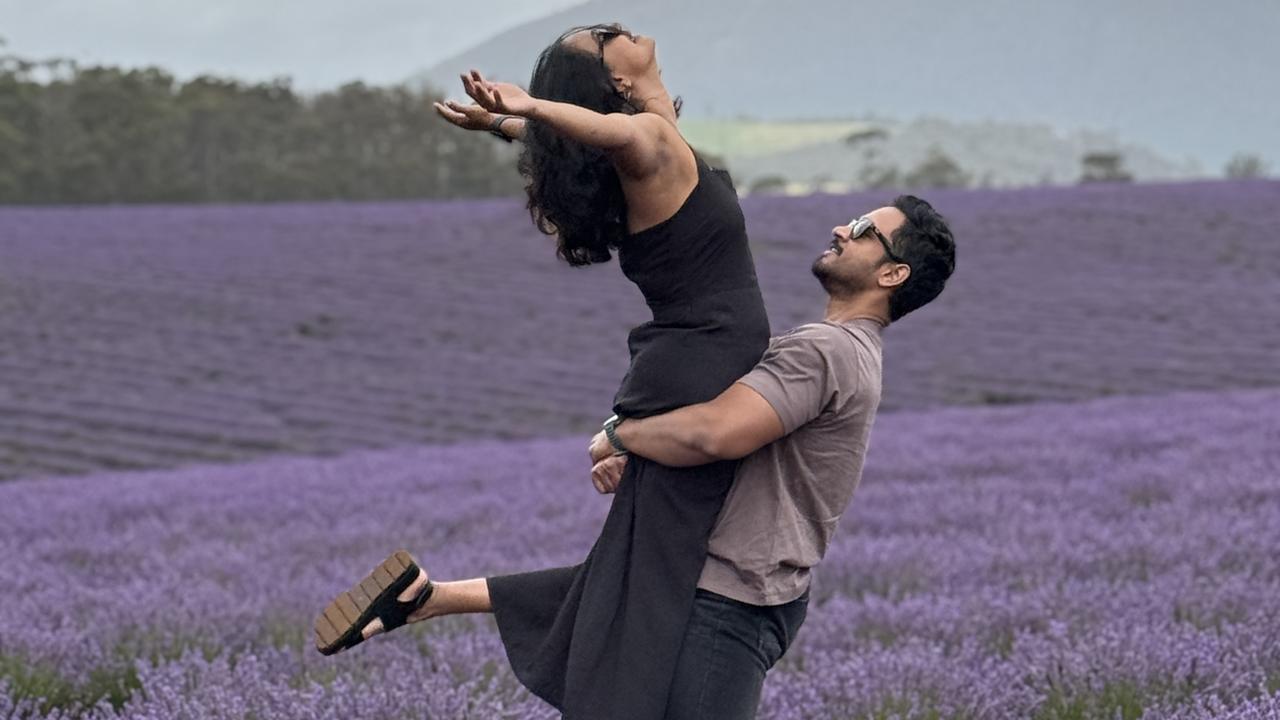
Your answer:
[359,576,493,639]
[414,578,493,619]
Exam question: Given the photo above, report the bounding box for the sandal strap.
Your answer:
[411,578,435,609]
[376,573,434,632]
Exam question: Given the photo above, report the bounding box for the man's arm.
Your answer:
[590,325,843,469]
[609,383,787,467]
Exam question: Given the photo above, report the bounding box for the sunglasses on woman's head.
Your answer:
[589,23,635,49]
[556,24,637,102]
[593,25,635,78]
[846,216,908,266]
[559,23,633,53]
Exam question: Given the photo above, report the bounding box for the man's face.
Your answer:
[811,206,908,298]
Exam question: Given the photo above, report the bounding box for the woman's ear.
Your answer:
[613,75,632,100]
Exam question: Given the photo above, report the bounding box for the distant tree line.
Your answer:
[1224,153,1267,180]
[748,143,976,195]
[1079,152,1133,183]
[745,128,1273,196]
[0,41,521,204]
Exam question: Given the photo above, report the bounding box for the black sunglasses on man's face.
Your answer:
[846,216,908,266]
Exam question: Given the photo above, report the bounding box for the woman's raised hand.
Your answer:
[462,70,537,117]
[432,99,495,131]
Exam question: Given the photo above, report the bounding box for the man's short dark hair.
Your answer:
[886,195,956,322]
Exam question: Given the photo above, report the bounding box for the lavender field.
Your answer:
[2,180,1278,481]
[2,386,1278,719]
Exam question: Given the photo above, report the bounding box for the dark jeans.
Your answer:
[662,587,809,720]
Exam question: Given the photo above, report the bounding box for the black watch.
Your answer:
[489,114,515,143]
[602,414,628,455]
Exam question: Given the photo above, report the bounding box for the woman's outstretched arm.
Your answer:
[462,70,666,178]
[433,99,526,141]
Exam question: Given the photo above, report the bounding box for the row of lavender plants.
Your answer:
[3,386,1278,718]
[1,180,1277,481]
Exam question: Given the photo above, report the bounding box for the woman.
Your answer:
[314,24,771,720]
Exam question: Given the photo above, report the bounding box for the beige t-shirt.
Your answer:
[696,318,884,605]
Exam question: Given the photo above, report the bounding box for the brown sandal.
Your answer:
[314,549,434,656]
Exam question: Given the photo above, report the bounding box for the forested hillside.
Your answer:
[0,46,520,204]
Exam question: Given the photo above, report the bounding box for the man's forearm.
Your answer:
[614,405,722,467]
[605,383,784,467]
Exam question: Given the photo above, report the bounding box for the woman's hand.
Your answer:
[434,99,526,140]
[462,69,537,117]
[432,99,496,131]
[591,454,628,494]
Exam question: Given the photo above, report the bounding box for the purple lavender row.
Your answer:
[2,180,1279,481]
[3,386,1279,718]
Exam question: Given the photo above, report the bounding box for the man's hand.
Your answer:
[591,454,628,494]
[462,70,537,117]
[433,99,495,131]
[589,430,613,464]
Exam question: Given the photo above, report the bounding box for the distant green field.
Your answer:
[679,119,882,158]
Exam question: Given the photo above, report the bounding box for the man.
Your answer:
[584,194,956,718]
[313,194,955,719]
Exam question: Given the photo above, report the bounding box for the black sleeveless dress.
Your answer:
[486,154,770,720]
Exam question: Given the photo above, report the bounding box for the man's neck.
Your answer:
[823,296,890,327]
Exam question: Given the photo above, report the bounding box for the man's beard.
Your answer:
[811,256,874,298]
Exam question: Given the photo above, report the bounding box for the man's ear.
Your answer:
[880,262,910,290]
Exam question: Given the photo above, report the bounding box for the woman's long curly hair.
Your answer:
[517,25,679,266]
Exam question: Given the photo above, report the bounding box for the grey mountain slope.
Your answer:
[415,0,1279,170]
[727,117,1203,191]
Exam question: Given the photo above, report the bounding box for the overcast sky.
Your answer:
[0,0,584,92]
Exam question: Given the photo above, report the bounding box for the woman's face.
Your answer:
[563,24,657,85]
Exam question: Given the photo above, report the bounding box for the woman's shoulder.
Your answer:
[630,113,698,162]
